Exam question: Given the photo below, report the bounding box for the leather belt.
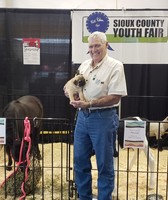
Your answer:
[80,107,117,113]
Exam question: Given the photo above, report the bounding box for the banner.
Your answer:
[72,10,168,64]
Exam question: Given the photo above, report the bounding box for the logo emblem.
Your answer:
[86,12,109,33]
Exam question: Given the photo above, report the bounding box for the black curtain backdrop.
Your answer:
[0,9,168,121]
[121,64,168,120]
[0,9,75,120]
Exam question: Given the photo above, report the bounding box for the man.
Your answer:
[65,31,127,200]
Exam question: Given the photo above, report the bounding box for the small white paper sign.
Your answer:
[23,38,40,65]
[0,118,6,144]
[124,120,146,148]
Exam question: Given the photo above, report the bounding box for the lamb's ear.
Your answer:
[75,70,80,76]
[73,80,78,86]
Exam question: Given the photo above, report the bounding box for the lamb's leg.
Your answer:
[69,93,75,102]
[143,137,155,189]
[78,92,85,101]
[112,157,118,197]
[6,145,12,171]
[129,149,139,170]
[113,138,118,196]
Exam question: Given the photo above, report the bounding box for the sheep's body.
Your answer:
[113,116,156,197]
[149,116,168,139]
[113,116,168,197]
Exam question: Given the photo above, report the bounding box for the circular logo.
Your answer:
[86,12,109,33]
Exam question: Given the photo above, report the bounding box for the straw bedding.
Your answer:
[0,144,167,200]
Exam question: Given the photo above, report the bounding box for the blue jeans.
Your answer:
[74,108,118,200]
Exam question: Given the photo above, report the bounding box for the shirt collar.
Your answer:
[90,54,108,71]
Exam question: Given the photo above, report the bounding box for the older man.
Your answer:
[66,31,127,200]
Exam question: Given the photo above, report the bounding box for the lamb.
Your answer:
[113,116,155,197]
[63,74,86,103]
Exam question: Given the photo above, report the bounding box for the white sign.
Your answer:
[0,118,6,144]
[23,38,40,65]
[123,120,146,148]
[72,10,168,64]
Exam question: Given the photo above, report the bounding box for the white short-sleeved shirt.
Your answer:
[78,54,127,107]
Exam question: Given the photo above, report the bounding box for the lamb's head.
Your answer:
[73,74,86,87]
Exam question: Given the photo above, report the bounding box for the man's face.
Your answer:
[88,37,107,64]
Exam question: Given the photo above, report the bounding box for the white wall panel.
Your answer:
[1,0,116,9]
[1,0,168,9]
[118,0,168,9]
[0,0,6,7]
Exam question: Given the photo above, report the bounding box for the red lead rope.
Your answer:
[0,117,32,199]
[19,117,31,200]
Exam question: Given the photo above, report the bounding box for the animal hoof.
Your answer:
[112,191,117,197]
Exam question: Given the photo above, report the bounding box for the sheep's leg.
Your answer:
[129,149,140,170]
[128,116,143,170]
[112,136,119,197]
[69,93,75,102]
[112,157,118,197]
[6,145,12,171]
[143,137,155,189]
[78,91,86,101]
